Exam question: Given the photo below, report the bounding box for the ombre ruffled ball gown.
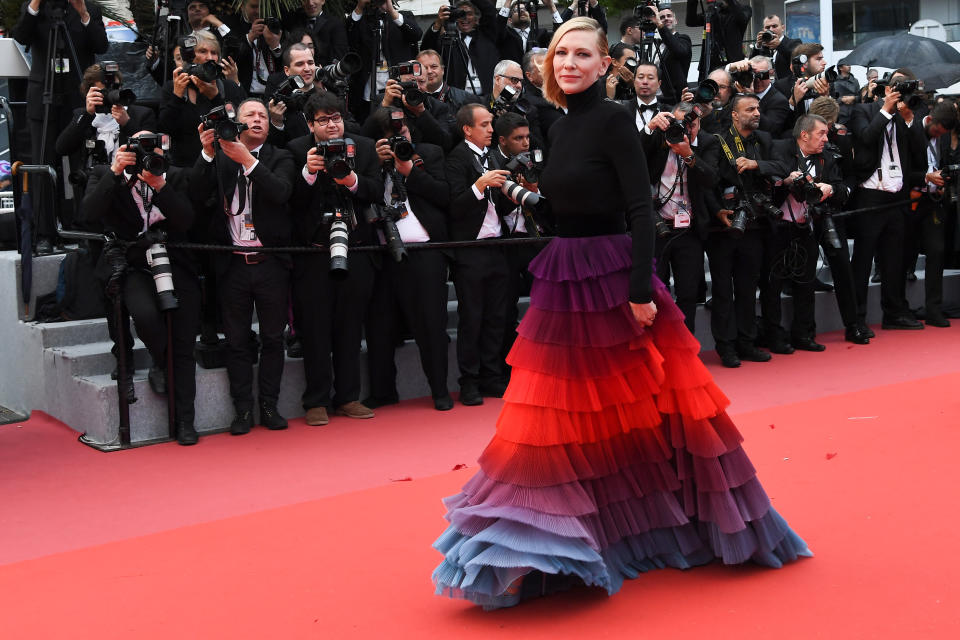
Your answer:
[432,82,811,610]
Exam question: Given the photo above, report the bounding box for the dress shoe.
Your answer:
[718,350,741,368]
[737,346,772,362]
[259,403,288,430]
[362,395,399,409]
[285,336,303,359]
[792,337,826,352]
[230,409,253,435]
[479,380,508,398]
[148,365,167,394]
[881,315,924,330]
[813,277,834,292]
[36,238,53,255]
[176,420,199,446]
[768,340,795,355]
[459,383,484,406]
[305,406,329,426]
[926,314,951,328]
[857,323,876,339]
[335,400,375,419]
[844,325,870,344]
[433,393,454,411]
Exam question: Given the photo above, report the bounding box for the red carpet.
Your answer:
[2,327,960,637]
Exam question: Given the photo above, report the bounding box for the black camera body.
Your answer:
[941,164,960,186]
[732,69,754,87]
[689,78,719,104]
[315,53,362,95]
[263,16,282,33]
[389,61,425,107]
[759,30,777,45]
[96,61,137,113]
[789,178,823,206]
[877,77,926,109]
[202,104,248,141]
[491,84,527,118]
[504,149,543,184]
[270,74,307,111]
[127,134,169,177]
[723,187,780,234]
[184,60,222,84]
[634,1,659,32]
[316,137,356,180]
[664,103,707,144]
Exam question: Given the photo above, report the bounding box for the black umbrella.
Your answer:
[13,164,34,315]
[908,63,960,92]
[843,33,960,70]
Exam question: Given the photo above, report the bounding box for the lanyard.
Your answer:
[883,121,896,161]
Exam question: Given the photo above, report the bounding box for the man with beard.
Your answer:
[727,55,791,137]
[620,63,673,134]
[650,5,692,106]
[485,59,544,150]
[495,0,554,64]
[748,14,801,82]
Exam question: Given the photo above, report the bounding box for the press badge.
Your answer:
[242,212,257,241]
[674,211,691,228]
[887,165,903,180]
[375,60,389,92]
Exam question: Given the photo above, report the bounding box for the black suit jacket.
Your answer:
[401,143,451,243]
[55,106,158,159]
[157,79,247,167]
[287,133,384,247]
[848,102,927,190]
[188,142,295,275]
[619,98,673,130]
[658,28,693,105]
[750,37,802,81]
[769,138,846,209]
[12,2,109,115]
[559,5,607,33]
[224,13,285,94]
[363,92,454,151]
[758,86,792,138]
[283,9,349,66]
[523,81,562,148]
[715,127,788,202]
[445,141,513,241]
[495,16,550,64]
[640,131,721,239]
[422,0,499,96]
[347,10,422,103]
[686,0,751,78]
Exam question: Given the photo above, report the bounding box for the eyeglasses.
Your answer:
[313,113,342,126]
[498,75,523,85]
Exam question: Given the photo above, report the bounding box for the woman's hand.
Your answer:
[630,301,657,327]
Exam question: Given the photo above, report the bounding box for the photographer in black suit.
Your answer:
[282,0,348,67]
[190,98,296,434]
[287,92,384,426]
[364,62,456,151]
[446,104,513,405]
[348,0,423,121]
[641,102,720,334]
[727,56,791,138]
[423,0,500,97]
[13,0,109,250]
[686,0,751,79]
[416,48,485,116]
[651,5,692,106]
[749,14,801,82]
[764,115,847,352]
[848,69,928,332]
[364,107,454,411]
[82,132,201,445]
[225,0,285,97]
[494,0,554,64]
[620,63,673,132]
[483,59,544,151]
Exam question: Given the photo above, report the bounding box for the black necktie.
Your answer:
[307,17,316,30]
[236,151,259,213]
[475,151,488,168]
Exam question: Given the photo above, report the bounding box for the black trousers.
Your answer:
[293,251,375,410]
[760,223,818,341]
[706,229,763,353]
[29,113,75,238]
[366,250,450,400]
[219,255,290,410]
[904,200,946,315]
[851,189,909,321]
[501,240,541,367]
[816,214,859,328]
[103,266,201,423]
[655,230,704,334]
[452,246,510,386]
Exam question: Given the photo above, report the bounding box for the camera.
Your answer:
[759,30,777,45]
[145,239,179,312]
[804,65,838,90]
[876,76,926,109]
[328,215,351,276]
[389,61,425,107]
[634,1,659,31]
[722,187,780,235]
[96,61,137,113]
[363,204,407,263]
[689,78,719,104]
[316,137,356,180]
[222,34,242,62]
[491,84,526,117]
[502,179,547,216]
[808,205,843,250]
[732,69,755,88]
[504,149,543,184]
[202,104,248,141]
[126,134,170,177]
[263,16,282,33]
[664,104,707,144]
[315,53,362,95]
[179,35,197,64]
[789,178,823,206]
[269,74,307,110]
[448,7,468,21]
[184,59,222,84]
[941,164,960,186]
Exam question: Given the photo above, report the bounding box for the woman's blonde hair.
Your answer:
[542,17,609,109]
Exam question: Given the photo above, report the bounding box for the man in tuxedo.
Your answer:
[13,0,109,250]
[348,0,422,121]
[190,98,296,434]
[495,0,554,64]
[686,0,751,80]
[423,1,500,97]
[764,115,847,352]
[416,48,484,116]
[363,107,454,411]
[848,70,928,332]
[266,42,319,146]
[620,63,673,132]
[749,14,801,82]
[82,133,201,445]
[727,56,791,137]
[709,93,786,367]
[363,64,456,151]
[287,92,384,425]
[446,104,513,405]
[282,0,348,67]
[651,5,692,106]
[225,0,285,97]
[641,103,720,334]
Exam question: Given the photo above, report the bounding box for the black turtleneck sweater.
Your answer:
[540,81,655,304]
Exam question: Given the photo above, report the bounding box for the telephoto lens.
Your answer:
[819,212,843,250]
[729,206,749,235]
[501,180,547,216]
[328,219,350,276]
[145,243,179,312]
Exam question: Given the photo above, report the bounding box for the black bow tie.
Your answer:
[638,103,658,113]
